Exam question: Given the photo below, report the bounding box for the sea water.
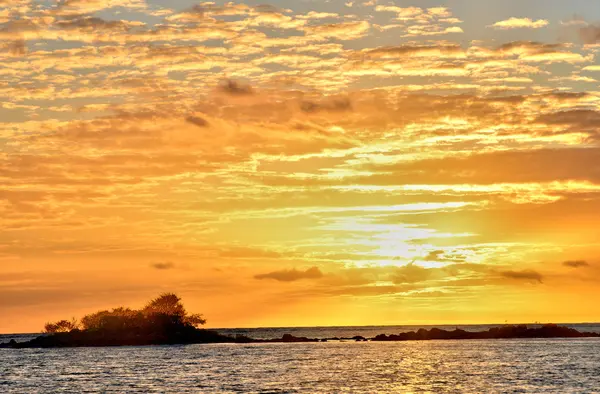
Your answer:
[2,325,600,393]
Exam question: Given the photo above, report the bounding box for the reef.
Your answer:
[1,324,598,349]
[369,324,600,341]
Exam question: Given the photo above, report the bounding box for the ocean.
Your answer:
[2,324,600,393]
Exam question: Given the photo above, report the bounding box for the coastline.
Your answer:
[2,324,599,349]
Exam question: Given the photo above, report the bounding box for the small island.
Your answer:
[1,293,598,348]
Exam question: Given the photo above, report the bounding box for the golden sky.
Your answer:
[2,0,600,333]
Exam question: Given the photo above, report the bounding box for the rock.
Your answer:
[369,325,600,342]
[4,323,597,348]
[278,334,319,343]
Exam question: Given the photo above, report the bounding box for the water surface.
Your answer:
[2,338,599,393]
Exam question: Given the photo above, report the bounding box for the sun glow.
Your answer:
[2,0,600,334]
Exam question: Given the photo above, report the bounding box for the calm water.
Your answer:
[214,323,600,340]
[2,325,600,393]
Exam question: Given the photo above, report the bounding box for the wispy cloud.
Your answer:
[490,17,549,30]
[255,267,324,282]
[500,270,544,283]
[150,262,176,270]
[563,260,590,268]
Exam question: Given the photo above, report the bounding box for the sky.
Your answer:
[2,0,600,333]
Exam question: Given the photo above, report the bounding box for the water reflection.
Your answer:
[1,339,599,393]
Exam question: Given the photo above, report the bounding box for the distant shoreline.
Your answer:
[3,321,600,337]
[209,321,600,331]
[2,324,599,349]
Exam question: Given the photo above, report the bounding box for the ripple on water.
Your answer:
[1,339,600,393]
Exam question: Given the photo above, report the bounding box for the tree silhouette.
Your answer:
[44,318,79,333]
[52,293,208,334]
[143,293,206,327]
[143,293,186,317]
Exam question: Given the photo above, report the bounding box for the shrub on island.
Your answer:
[23,293,233,347]
[2,295,599,348]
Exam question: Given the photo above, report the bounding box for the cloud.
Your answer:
[255,267,324,282]
[218,79,254,96]
[493,41,590,63]
[373,5,462,37]
[500,269,543,283]
[535,110,600,134]
[53,0,147,16]
[361,147,600,186]
[297,11,340,20]
[560,16,587,27]
[248,10,306,30]
[363,44,465,59]
[305,21,370,40]
[403,25,463,38]
[579,25,600,44]
[185,115,209,128]
[150,261,176,270]
[376,5,423,20]
[563,260,590,268]
[5,0,600,331]
[423,250,445,262]
[390,264,432,284]
[583,65,600,71]
[2,39,26,56]
[54,16,143,32]
[301,97,352,113]
[491,17,549,30]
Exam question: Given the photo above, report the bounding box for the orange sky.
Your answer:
[2,0,600,333]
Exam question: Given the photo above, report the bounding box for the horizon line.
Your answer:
[3,321,600,336]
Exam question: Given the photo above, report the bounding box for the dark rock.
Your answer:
[4,324,597,349]
[276,334,319,343]
[369,324,600,342]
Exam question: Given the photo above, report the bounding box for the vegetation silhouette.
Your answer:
[44,318,79,334]
[72,293,207,333]
[17,293,241,348]
[1,293,599,348]
[370,324,600,341]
